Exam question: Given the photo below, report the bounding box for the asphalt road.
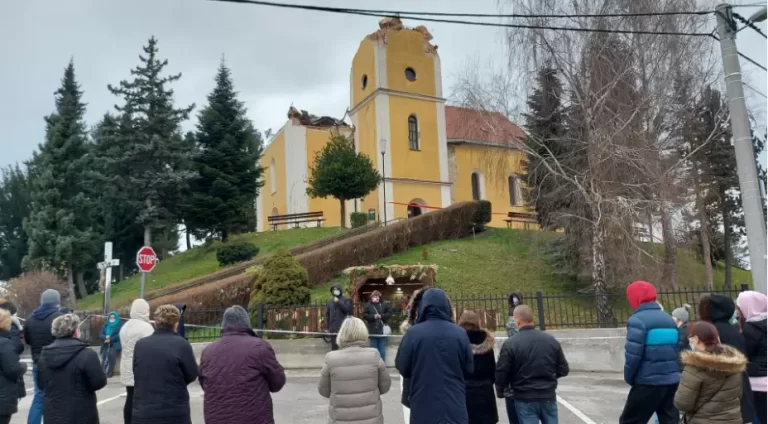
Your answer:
[11,371,634,424]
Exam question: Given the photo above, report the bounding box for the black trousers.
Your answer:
[330,336,339,351]
[124,386,134,424]
[620,384,678,424]
[754,391,766,424]
[0,415,10,424]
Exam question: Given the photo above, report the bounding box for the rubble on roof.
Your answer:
[287,106,348,127]
[366,16,438,54]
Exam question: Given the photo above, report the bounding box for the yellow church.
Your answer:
[256,17,532,231]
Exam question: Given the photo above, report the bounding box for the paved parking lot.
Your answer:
[11,371,631,424]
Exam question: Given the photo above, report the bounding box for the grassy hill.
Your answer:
[77,227,342,310]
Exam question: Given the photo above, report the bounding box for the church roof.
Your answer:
[445,106,525,147]
[287,106,349,128]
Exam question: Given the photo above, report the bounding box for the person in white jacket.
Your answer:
[118,299,154,424]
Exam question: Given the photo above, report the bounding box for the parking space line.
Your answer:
[557,395,598,424]
[97,393,125,406]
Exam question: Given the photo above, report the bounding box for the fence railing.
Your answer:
[169,284,751,342]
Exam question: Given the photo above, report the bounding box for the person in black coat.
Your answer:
[37,314,107,424]
[132,304,198,424]
[0,309,27,424]
[395,287,428,424]
[0,301,23,355]
[699,294,755,424]
[362,290,392,361]
[325,283,352,351]
[174,303,188,340]
[459,310,498,424]
[23,289,63,424]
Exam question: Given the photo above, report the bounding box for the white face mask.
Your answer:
[372,297,380,303]
[333,290,341,297]
[512,296,519,306]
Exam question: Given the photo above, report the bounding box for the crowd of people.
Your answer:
[0,280,760,424]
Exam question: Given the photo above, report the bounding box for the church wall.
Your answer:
[352,101,382,223]
[384,31,436,98]
[351,39,377,108]
[388,95,441,182]
[306,127,352,228]
[259,130,288,230]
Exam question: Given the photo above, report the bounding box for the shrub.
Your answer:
[216,242,260,267]
[474,200,492,230]
[5,271,71,316]
[350,212,368,229]
[249,250,310,307]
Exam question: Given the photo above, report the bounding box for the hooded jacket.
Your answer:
[200,327,286,424]
[37,337,107,424]
[119,299,155,387]
[325,284,352,333]
[0,302,23,355]
[737,291,767,393]
[465,329,498,424]
[318,340,391,424]
[674,346,747,424]
[0,330,26,416]
[99,311,123,352]
[395,289,473,424]
[624,281,680,386]
[701,294,755,423]
[23,303,62,363]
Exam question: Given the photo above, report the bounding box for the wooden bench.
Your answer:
[504,212,538,230]
[268,212,325,231]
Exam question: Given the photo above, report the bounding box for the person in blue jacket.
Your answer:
[395,288,473,424]
[99,311,122,377]
[620,281,680,424]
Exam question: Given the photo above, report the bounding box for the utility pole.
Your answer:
[716,4,767,293]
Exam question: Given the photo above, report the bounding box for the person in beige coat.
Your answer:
[318,317,391,424]
[674,321,746,424]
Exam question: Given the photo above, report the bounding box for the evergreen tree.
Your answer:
[186,61,264,241]
[248,249,310,306]
[0,165,31,281]
[107,36,195,247]
[24,61,99,302]
[306,134,380,227]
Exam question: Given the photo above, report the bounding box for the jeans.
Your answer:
[28,364,44,424]
[505,397,520,424]
[515,399,558,424]
[369,336,387,361]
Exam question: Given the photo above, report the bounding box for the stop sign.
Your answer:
[136,246,158,273]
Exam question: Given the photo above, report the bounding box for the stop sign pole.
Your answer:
[136,246,158,299]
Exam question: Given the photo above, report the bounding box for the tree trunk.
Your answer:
[144,225,152,247]
[647,209,654,242]
[75,270,88,299]
[722,196,733,290]
[64,263,77,309]
[693,168,713,290]
[591,219,616,328]
[221,229,229,243]
[339,198,346,228]
[184,221,192,250]
[659,202,678,288]
[118,263,125,282]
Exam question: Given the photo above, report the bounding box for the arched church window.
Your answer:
[509,175,523,206]
[405,67,417,81]
[471,172,481,201]
[270,158,276,194]
[361,74,368,89]
[408,115,419,150]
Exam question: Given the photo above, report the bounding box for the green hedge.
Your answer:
[350,212,368,228]
[216,242,260,267]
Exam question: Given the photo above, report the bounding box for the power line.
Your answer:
[733,12,768,38]
[743,82,768,99]
[739,51,768,71]
[208,0,717,38]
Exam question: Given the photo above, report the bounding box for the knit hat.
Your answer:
[222,305,251,329]
[51,314,80,338]
[40,289,61,306]
[626,281,657,310]
[672,304,692,323]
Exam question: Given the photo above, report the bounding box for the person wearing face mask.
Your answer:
[325,284,352,351]
[99,311,123,377]
[674,321,746,424]
[506,292,522,338]
[363,290,391,361]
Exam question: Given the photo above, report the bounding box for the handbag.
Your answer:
[680,377,728,424]
[373,304,392,336]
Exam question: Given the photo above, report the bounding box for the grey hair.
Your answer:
[336,317,369,348]
[51,314,80,338]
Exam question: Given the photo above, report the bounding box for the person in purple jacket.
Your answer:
[199,306,286,424]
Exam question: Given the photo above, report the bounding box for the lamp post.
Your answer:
[379,138,387,226]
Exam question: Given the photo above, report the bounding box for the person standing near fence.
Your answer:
[326,283,352,351]
[395,288,473,424]
[506,293,522,338]
[737,291,767,424]
[199,306,286,424]
[23,288,62,424]
[0,308,27,424]
[363,290,391,361]
[37,314,107,424]
[674,321,746,424]
[119,299,154,424]
[318,317,391,424]
[459,310,498,424]
[99,311,122,377]
[619,281,680,424]
[132,305,198,424]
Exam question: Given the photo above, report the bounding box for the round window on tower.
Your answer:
[361,74,368,89]
[405,67,417,81]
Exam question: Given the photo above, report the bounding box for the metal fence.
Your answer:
[174,284,751,342]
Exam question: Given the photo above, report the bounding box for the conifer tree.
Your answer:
[108,36,195,247]
[0,165,31,281]
[24,61,99,302]
[186,61,264,241]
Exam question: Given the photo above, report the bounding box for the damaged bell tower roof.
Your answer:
[366,16,438,53]
[286,106,349,128]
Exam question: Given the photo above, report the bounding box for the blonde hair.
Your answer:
[336,317,369,348]
[154,304,180,330]
[0,309,11,332]
[458,310,480,330]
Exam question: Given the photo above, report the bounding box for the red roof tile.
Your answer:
[445,106,525,147]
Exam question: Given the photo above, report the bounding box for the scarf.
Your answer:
[104,311,120,337]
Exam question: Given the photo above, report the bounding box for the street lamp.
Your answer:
[379,138,387,226]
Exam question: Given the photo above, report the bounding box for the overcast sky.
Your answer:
[1,0,765,170]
